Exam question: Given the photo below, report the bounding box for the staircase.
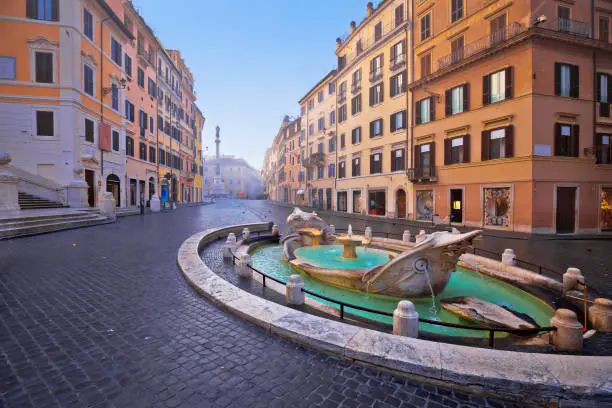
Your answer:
[0,211,110,240]
[18,192,68,210]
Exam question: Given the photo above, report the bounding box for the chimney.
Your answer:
[366,2,374,17]
[350,21,356,33]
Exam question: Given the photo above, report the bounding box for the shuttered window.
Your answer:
[35,52,53,83]
[26,0,59,21]
[149,146,156,163]
[370,153,382,174]
[481,126,514,160]
[420,53,431,78]
[391,149,405,171]
[421,14,431,41]
[555,63,579,98]
[83,64,94,95]
[444,135,470,165]
[370,119,383,138]
[351,127,361,144]
[84,118,94,143]
[554,123,579,157]
[395,4,404,27]
[445,84,469,116]
[483,67,513,105]
[352,157,361,177]
[390,110,407,132]
[113,130,120,152]
[36,111,54,136]
[416,98,434,124]
[597,73,612,117]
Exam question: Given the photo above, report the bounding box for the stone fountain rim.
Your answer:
[177,223,612,405]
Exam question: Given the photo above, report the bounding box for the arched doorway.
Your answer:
[161,180,169,205]
[396,189,407,219]
[106,174,121,207]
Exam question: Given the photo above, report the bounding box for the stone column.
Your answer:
[150,194,161,212]
[236,254,253,278]
[402,230,411,243]
[223,233,237,260]
[286,274,305,305]
[549,308,583,351]
[66,165,89,208]
[0,153,20,211]
[393,300,419,338]
[589,298,612,332]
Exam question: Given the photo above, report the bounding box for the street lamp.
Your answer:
[102,78,127,96]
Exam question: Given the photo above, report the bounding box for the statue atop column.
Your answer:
[211,125,227,198]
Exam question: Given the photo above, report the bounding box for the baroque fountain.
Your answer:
[250,208,565,338]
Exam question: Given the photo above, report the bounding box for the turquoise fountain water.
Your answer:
[294,245,389,270]
[251,245,555,338]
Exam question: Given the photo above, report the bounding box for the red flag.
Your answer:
[99,122,111,152]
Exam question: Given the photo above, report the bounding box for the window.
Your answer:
[390,110,406,132]
[340,133,346,148]
[308,99,314,110]
[317,166,324,179]
[451,0,464,22]
[351,94,362,115]
[83,8,93,40]
[329,137,336,152]
[483,67,513,105]
[339,105,347,122]
[126,136,134,156]
[414,143,435,178]
[555,63,579,98]
[149,146,156,163]
[369,83,384,106]
[370,119,383,138]
[368,191,386,216]
[300,106,305,116]
[112,130,120,151]
[600,17,610,43]
[111,84,119,111]
[420,53,431,78]
[337,191,348,211]
[328,82,335,95]
[445,136,470,164]
[139,142,147,160]
[370,54,383,80]
[352,69,361,88]
[318,117,325,132]
[158,148,165,165]
[35,52,53,83]
[596,134,612,164]
[149,116,154,133]
[451,36,464,63]
[395,4,404,27]
[125,54,132,78]
[554,123,579,157]
[111,38,122,66]
[123,100,134,122]
[26,0,59,21]
[374,22,383,41]
[370,152,382,174]
[148,78,156,98]
[391,41,405,66]
[83,64,94,96]
[352,157,361,177]
[482,126,513,160]
[391,148,405,171]
[390,72,406,97]
[309,124,314,136]
[339,161,346,178]
[416,98,433,125]
[351,127,361,145]
[338,55,346,71]
[36,111,54,136]
[307,167,313,181]
[421,14,431,41]
[598,73,611,117]
[328,163,335,177]
[490,14,507,44]
[137,68,145,88]
[318,90,324,102]
[84,118,94,143]
[445,84,469,116]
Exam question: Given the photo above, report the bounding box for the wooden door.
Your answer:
[85,170,95,207]
[556,187,576,233]
[396,189,406,218]
[450,189,463,223]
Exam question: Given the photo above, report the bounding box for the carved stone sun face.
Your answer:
[413,257,429,274]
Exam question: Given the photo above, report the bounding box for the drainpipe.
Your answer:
[100,17,111,199]
[592,0,597,155]
[407,0,415,219]
[335,75,339,198]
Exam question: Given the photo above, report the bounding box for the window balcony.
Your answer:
[304,152,325,167]
[351,81,361,95]
[369,69,383,83]
[556,18,590,38]
[407,166,437,183]
[338,92,347,104]
[390,54,406,72]
[437,22,525,71]
[137,47,154,67]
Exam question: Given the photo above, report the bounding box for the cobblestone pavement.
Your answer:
[239,201,612,297]
[0,201,529,408]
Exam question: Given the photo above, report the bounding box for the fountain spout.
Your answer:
[347,224,353,237]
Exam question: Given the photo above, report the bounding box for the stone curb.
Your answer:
[177,224,612,406]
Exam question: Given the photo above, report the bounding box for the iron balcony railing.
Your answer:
[556,17,590,38]
[437,22,525,71]
[389,53,406,71]
[407,166,437,183]
[351,81,361,95]
[369,69,383,83]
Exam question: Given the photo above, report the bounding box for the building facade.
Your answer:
[0,0,204,209]
[263,0,612,235]
[203,155,263,199]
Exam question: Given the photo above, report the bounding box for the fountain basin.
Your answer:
[294,245,390,270]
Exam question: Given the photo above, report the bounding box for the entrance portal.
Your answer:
[450,189,463,223]
[556,187,577,233]
[85,169,95,207]
[396,189,406,218]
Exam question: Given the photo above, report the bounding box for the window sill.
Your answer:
[391,93,406,99]
[391,129,406,135]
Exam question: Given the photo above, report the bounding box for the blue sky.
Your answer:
[133,0,368,170]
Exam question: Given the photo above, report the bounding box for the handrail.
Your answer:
[228,241,558,348]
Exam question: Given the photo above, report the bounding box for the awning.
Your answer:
[296,190,305,195]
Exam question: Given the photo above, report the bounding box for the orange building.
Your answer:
[410,0,612,234]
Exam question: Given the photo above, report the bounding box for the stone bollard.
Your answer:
[393,301,419,337]
[329,225,335,234]
[242,227,250,242]
[286,274,305,306]
[364,226,372,240]
[416,230,427,244]
[501,249,516,268]
[99,192,117,221]
[223,233,237,260]
[236,254,253,279]
[402,230,411,243]
[563,267,584,295]
[589,298,612,332]
[0,152,20,211]
[150,195,161,212]
[271,224,280,237]
[549,308,583,351]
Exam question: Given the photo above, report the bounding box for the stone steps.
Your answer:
[0,214,109,240]
[18,192,67,210]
